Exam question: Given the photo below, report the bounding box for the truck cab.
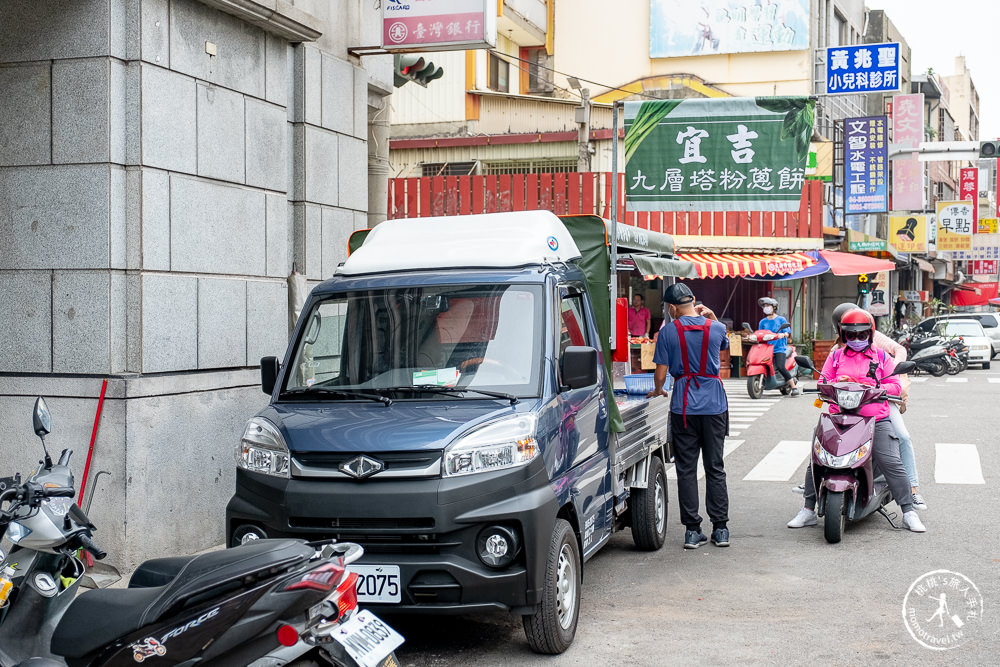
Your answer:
[226,211,669,653]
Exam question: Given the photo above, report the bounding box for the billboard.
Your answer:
[890,214,927,254]
[624,96,815,212]
[936,201,975,252]
[382,0,496,51]
[891,94,924,211]
[649,0,810,58]
[825,43,901,95]
[844,116,888,214]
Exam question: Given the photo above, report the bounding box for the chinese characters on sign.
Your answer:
[960,167,979,229]
[936,201,975,252]
[892,93,924,211]
[978,218,998,234]
[382,0,496,51]
[624,97,815,212]
[826,43,901,94]
[971,260,998,276]
[844,116,888,214]
[950,234,1000,261]
[890,214,927,253]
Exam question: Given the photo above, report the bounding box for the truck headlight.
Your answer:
[443,415,538,477]
[237,417,290,478]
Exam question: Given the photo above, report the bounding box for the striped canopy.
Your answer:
[674,252,818,279]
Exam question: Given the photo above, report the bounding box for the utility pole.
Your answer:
[576,88,591,172]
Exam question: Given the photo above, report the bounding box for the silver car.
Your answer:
[917,312,1000,359]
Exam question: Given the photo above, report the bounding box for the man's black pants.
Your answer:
[670,411,729,531]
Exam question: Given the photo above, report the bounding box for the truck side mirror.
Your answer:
[260,357,281,395]
[560,346,599,390]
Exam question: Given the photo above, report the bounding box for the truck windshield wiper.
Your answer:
[280,387,392,406]
[384,386,519,405]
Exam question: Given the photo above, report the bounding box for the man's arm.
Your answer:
[695,304,717,321]
[647,363,670,397]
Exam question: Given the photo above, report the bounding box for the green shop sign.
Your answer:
[848,240,887,252]
[624,97,815,212]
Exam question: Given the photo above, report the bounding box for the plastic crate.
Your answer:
[624,373,660,395]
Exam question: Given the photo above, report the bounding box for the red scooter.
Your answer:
[742,321,798,399]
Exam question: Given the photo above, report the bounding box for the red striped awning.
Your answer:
[675,252,818,279]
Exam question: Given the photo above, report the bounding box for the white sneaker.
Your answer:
[903,511,926,533]
[911,493,928,511]
[787,508,817,528]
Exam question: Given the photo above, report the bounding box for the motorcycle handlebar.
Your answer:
[77,533,106,560]
[43,486,76,498]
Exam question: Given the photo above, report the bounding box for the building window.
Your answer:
[482,160,578,175]
[421,162,478,177]
[488,53,509,93]
[525,47,554,95]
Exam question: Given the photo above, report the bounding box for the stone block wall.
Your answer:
[0,0,393,569]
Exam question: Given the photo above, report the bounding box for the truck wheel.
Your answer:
[747,375,764,399]
[523,519,581,654]
[824,491,845,544]
[631,455,667,551]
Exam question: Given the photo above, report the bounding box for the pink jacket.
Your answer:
[820,345,900,420]
[832,330,910,401]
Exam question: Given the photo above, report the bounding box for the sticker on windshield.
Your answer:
[412,368,458,386]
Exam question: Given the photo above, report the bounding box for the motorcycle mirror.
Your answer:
[33,397,52,437]
[891,360,916,376]
[779,322,791,331]
[794,355,816,371]
[742,322,753,332]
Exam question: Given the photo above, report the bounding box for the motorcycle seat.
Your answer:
[51,539,313,659]
[129,554,197,588]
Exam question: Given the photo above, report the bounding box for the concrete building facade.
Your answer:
[0,0,391,570]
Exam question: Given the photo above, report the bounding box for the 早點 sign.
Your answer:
[844,116,888,214]
[890,214,927,253]
[936,201,975,252]
[382,0,496,51]
[826,43,901,95]
[624,96,815,212]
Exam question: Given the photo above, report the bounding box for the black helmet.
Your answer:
[831,302,858,334]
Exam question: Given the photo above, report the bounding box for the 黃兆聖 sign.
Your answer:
[826,43,901,95]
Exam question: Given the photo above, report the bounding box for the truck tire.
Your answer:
[631,455,667,551]
[824,491,845,544]
[523,519,581,654]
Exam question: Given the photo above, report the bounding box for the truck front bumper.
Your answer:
[226,459,558,613]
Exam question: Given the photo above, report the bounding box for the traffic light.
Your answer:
[979,141,1000,159]
[393,54,444,88]
[857,273,872,295]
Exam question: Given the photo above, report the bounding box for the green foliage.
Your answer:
[755,96,815,163]
[624,100,681,163]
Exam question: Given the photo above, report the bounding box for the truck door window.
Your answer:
[559,293,590,358]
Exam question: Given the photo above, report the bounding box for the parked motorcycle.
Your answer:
[895,330,949,377]
[0,397,404,667]
[794,357,915,544]
[742,321,799,399]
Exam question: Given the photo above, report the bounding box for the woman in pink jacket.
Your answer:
[787,308,926,533]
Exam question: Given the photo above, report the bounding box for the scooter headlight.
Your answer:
[7,521,32,544]
[816,440,872,467]
[835,389,863,410]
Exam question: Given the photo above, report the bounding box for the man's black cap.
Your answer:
[663,283,695,305]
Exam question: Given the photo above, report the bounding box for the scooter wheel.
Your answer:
[928,361,947,377]
[747,375,764,399]
[824,491,846,544]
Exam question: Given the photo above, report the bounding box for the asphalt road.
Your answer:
[390,368,1000,665]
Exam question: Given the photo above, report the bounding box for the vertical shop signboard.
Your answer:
[892,94,924,211]
[959,167,979,228]
[844,116,888,214]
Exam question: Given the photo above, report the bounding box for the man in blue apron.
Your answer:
[647,283,731,549]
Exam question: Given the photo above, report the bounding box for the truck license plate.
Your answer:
[329,609,404,667]
[352,565,401,603]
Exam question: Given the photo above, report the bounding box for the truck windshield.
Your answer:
[283,284,544,399]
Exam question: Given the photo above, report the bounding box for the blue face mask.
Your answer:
[846,338,870,352]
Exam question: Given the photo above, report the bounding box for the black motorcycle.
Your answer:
[0,397,403,667]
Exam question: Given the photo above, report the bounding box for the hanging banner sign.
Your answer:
[868,270,890,316]
[826,43,901,95]
[624,96,815,212]
[890,214,927,253]
[936,201,975,252]
[844,116,888,214]
[951,234,1000,261]
[972,260,998,276]
[382,0,497,51]
[892,94,924,211]
[979,218,999,234]
[959,167,979,228]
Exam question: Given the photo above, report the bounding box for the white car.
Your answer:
[918,313,1000,359]
[934,319,992,369]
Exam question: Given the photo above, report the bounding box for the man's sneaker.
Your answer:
[787,508,817,528]
[792,484,805,494]
[903,511,926,533]
[911,493,928,511]
[711,528,730,547]
[683,529,708,549]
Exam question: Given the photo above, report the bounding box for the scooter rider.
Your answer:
[757,297,800,396]
[787,308,926,533]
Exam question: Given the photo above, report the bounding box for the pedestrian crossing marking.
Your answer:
[934,443,986,484]
[945,377,968,383]
[728,431,741,437]
[910,377,928,383]
[989,378,1000,384]
[666,439,744,481]
[743,441,812,482]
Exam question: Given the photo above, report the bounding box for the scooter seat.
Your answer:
[51,539,313,659]
[129,554,197,588]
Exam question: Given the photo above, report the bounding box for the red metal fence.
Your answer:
[387,172,824,238]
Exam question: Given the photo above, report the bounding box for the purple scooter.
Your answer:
[794,356,915,543]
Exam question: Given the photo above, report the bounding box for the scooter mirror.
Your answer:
[794,355,816,371]
[891,360,916,376]
[779,322,791,331]
[742,322,753,332]
[33,396,52,437]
